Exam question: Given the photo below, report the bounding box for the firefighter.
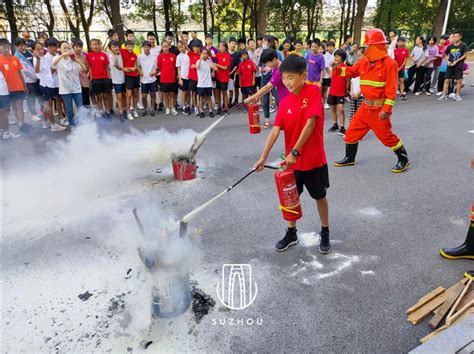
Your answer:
[440,205,474,279]
[332,28,410,173]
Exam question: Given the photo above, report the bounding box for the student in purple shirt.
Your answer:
[244,49,289,129]
[204,33,218,63]
[306,40,325,86]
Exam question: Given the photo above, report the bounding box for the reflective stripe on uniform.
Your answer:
[360,80,386,87]
[341,67,347,77]
[384,99,395,106]
[391,139,404,151]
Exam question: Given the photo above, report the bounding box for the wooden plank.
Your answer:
[408,278,468,325]
[446,278,472,322]
[420,307,474,344]
[407,286,445,314]
[457,289,474,310]
[429,282,466,328]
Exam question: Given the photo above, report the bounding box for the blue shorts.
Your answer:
[113,83,126,94]
[9,91,26,101]
[40,86,59,101]
[141,82,157,94]
[240,86,256,95]
[197,87,212,97]
[0,95,10,109]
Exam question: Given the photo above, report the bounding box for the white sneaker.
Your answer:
[127,112,134,121]
[132,110,139,118]
[60,118,69,126]
[42,121,51,129]
[137,102,144,110]
[194,107,199,116]
[324,103,330,109]
[396,90,400,94]
[425,91,431,96]
[429,88,435,94]
[437,95,448,101]
[165,108,170,115]
[51,123,67,132]
[270,106,276,113]
[213,104,218,111]
[2,131,20,139]
[8,119,16,125]
[436,91,442,96]
[171,109,178,116]
[448,92,456,99]
[31,114,42,122]
[454,95,463,102]
[415,91,421,96]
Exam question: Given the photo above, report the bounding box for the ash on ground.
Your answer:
[190,281,215,323]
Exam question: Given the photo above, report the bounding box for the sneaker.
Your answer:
[454,95,463,102]
[338,126,346,136]
[400,94,407,100]
[436,91,443,96]
[31,114,42,122]
[150,110,155,117]
[2,131,20,139]
[158,103,164,112]
[199,112,205,118]
[19,123,32,132]
[94,111,102,119]
[270,106,276,113]
[429,88,435,94]
[213,104,218,111]
[194,107,200,116]
[319,230,331,254]
[137,102,144,110]
[132,110,139,118]
[324,103,330,109]
[8,119,16,125]
[102,112,112,120]
[120,112,126,123]
[437,95,448,101]
[109,109,115,115]
[165,108,170,116]
[171,109,178,116]
[259,106,264,112]
[142,109,148,117]
[209,111,215,118]
[425,91,431,96]
[275,228,299,252]
[217,108,222,115]
[60,118,70,126]
[50,123,67,132]
[328,123,339,132]
[414,91,421,96]
[448,92,456,99]
[42,120,51,129]
[127,112,134,121]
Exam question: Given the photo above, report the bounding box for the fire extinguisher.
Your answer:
[274,163,302,221]
[247,103,261,134]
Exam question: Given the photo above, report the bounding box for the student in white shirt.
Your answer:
[33,41,66,132]
[138,41,157,116]
[52,41,86,126]
[196,49,214,118]
[107,40,126,120]
[176,42,191,115]
[146,32,161,111]
[44,38,67,124]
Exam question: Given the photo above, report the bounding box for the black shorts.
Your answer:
[234,76,240,88]
[179,79,189,91]
[160,82,177,93]
[445,65,463,80]
[39,85,59,100]
[141,82,157,94]
[125,76,140,90]
[327,94,345,105]
[188,80,198,92]
[215,80,228,91]
[240,86,256,95]
[294,164,329,200]
[398,70,405,79]
[90,79,112,96]
[322,78,331,87]
[197,87,212,97]
[255,76,261,88]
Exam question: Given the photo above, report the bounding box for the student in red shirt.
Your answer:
[394,37,410,99]
[0,38,31,132]
[188,43,201,116]
[327,49,347,135]
[157,41,178,115]
[253,54,331,254]
[238,50,256,105]
[215,41,231,114]
[120,40,140,120]
[86,38,112,118]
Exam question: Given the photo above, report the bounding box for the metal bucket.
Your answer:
[171,154,197,181]
[152,268,191,318]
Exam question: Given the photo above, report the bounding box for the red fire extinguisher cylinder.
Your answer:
[247,103,261,134]
[274,166,302,221]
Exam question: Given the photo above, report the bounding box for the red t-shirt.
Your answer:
[188,51,200,81]
[157,52,177,83]
[120,48,138,77]
[0,55,24,92]
[238,59,256,88]
[329,63,347,97]
[394,47,410,70]
[86,51,109,80]
[433,44,444,67]
[216,52,231,83]
[274,83,327,171]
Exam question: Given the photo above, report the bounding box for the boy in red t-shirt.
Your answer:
[327,49,347,135]
[120,40,140,120]
[394,37,410,100]
[215,41,231,114]
[86,39,112,118]
[254,55,331,254]
[157,41,178,115]
[188,43,201,116]
[237,50,256,106]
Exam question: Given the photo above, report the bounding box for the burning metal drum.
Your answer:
[152,268,191,318]
[171,154,197,181]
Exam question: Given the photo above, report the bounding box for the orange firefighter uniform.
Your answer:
[333,28,410,173]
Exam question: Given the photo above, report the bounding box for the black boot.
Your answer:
[275,227,299,252]
[392,145,410,173]
[440,221,474,260]
[334,143,358,167]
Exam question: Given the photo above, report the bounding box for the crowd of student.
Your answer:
[0,28,469,140]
